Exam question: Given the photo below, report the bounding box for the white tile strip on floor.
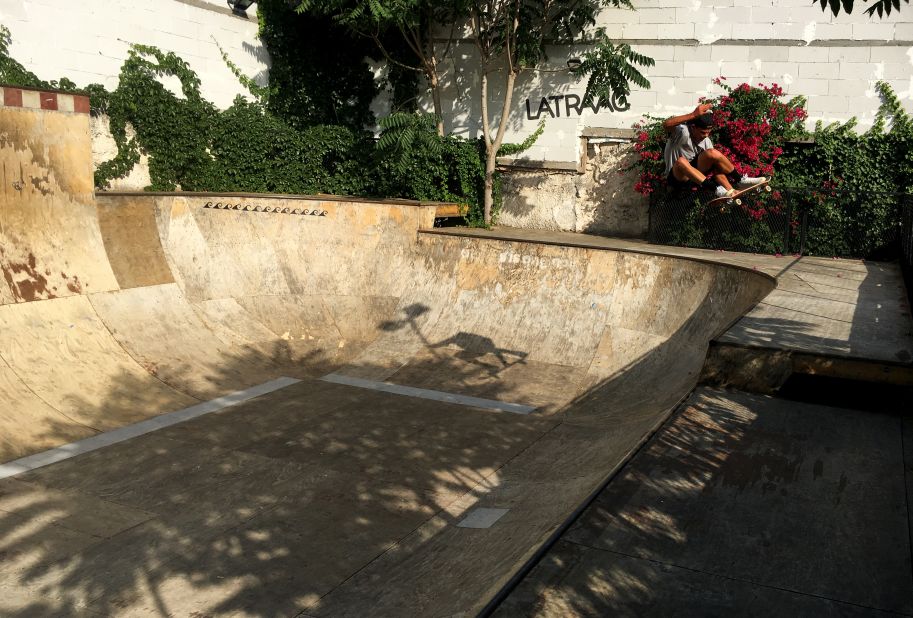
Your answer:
[457,508,511,529]
[0,377,301,480]
[320,373,536,415]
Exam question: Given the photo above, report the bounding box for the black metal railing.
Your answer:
[648,185,908,260]
[901,194,913,308]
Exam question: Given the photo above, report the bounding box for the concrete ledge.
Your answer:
[0,85,89,114]
[97,190,458,209]
[496,158,580,172]
[581,128,637,140]
[701,342,913,395]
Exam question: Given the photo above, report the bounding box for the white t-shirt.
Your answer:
[663,125,713,176]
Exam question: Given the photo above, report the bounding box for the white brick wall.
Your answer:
[788,47,830,63]
[4,0,909,169]
[1,0,269,109]
[799,63,841,79]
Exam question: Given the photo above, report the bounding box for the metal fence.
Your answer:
[648,186,909,260]
[902,194,913,307]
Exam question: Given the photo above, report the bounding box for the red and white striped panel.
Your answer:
[0,86,90,114]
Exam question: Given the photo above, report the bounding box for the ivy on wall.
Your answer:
[774,81,912,257]
[0,25,502,221]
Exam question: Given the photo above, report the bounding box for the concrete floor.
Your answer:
[495,387,913,617]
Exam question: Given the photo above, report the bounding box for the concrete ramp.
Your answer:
[0,86,776,616]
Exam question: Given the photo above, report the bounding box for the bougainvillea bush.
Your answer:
[631,79,808,197]
[637,80,911,258]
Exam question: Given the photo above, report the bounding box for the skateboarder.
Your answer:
[663,103,766,199]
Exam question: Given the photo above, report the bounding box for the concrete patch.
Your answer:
[457,508,510,529]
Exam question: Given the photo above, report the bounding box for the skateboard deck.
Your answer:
[706,180,771,209]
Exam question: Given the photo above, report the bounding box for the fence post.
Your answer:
[783,191,793,255]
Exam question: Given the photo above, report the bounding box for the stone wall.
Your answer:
[498,138,649,237]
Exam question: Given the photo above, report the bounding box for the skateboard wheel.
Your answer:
[734,198,742,206]
[764,185,772,192]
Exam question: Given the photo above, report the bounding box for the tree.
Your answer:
[817,0,908,17]
[258,0,380,129]
[468,1,653,224]
[294,0,467,135]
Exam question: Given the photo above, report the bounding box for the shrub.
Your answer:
[631,80,807,197]
[636,81,911,258]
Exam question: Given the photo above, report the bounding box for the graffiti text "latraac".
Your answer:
[524,93,630,120]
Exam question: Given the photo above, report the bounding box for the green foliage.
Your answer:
[643,80,911,258]
[377,112,444,171]
[0,25,84,92]
[209,98,373,195]
[374,132,493,225]
[214,40,275,105]
[774,81,911,257]
[498,120,546,157]
[818,0,909,17]
[571,33,653,109]
[257,0,380,129]
[0,25,44,87]
[99,45,218,190]
[374,111,545,226]
[2,25,487,211]
[290,0,454,120]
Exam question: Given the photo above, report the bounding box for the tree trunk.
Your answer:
[484,150,497,224]
[430,73,444,137]
[428,39,444,137]
[482,70,517,226]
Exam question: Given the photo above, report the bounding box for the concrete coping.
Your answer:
[0,84,90,114]
[96,190,466,217]
[581,127,637,140]
[420,227,778,294]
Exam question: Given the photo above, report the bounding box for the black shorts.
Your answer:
[666,155,700,190]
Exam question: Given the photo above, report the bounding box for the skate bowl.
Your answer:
[0,87,776,615]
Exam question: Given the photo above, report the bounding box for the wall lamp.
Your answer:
[227,0,256,14]
[566,57,582,70]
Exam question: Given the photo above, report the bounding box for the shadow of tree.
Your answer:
[0,302,553,617]
[493,387,912,616]
[0,240,785,616]
[486,259,913,616]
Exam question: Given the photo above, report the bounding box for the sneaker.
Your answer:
[715,186,736,198]
[736,175,767,188]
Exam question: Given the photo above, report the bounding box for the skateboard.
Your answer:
[706,179,771,210]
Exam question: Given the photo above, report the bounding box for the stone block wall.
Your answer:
[498,139,649,237]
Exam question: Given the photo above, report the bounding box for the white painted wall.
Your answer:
[428,6,913,164]
[0,0,269,109]
[2,0,909,167]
